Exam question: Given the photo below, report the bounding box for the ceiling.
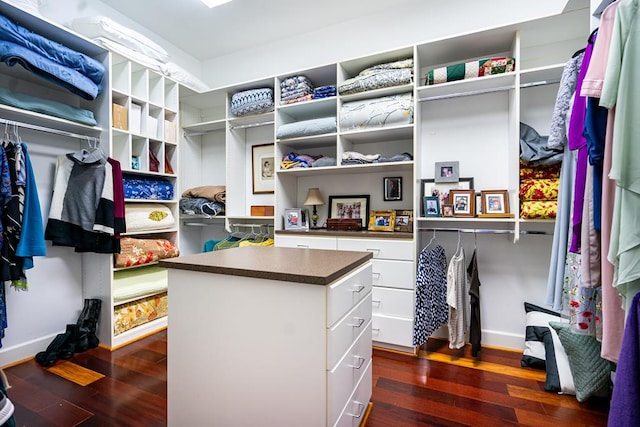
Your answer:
[100,0,410,62]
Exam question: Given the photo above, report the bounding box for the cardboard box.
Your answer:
[251,205,274,216]
[112,103,128,130]
[129,103,142,134]
[164,120,176,143]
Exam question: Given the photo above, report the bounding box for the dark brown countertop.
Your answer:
[158,246,372,285]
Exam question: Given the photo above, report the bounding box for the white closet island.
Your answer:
[160,246,373,427]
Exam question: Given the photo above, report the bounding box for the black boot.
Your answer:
[35,326,74,367]
[57,324,88,359]
[77,299,101,350]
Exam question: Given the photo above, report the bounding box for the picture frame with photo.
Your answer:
[284,208,309,230]
[419,177,474,216]
[423,196,441,217]
[252,143,275,194]
[383,176,402,201]
[450,189,475,217]
[394,209,413,232]
[434,161,460,183]
[328,195,370,228]
[479,190,511,217]
[442,204,454,217]
[368,210,396,232]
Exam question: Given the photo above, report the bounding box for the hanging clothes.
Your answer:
[467,249,482,357]
[413,242,448,346]
[447,245,469,350]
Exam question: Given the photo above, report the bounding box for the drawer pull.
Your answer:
[347,401,366,419]
[296,244,309,248]
[366,248,380,254]
[348,317,365,328]
[351,284,365,293]
[372,272,381,278]
[371,328,380,335]
[348,356,366,369]
[372,299,381,305]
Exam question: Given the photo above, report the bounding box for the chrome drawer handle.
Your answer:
[372,299,381,305]
[347,401,366,419]
[347,317,365,328]
[348,356,366,369]
[372,272,381,278]
[296,244,309,248]
[365,248,380,254]
[351,284,365,293]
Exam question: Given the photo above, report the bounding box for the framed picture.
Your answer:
[252,143,275,194]
[451,189,475,217]
[423,196,440,217]
[442,204,454,217]
[368,210,396,232]
[434,161,460,183]
[383,177,402,201]
[480,190,511,217]
[419,177,474,216]
[283,208,309,230]
[328,195,370,228]
[394,209,413,232]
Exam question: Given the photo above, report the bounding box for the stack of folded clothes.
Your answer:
[313,85,336,99]
[280,75,314,104]
[338,58,413,95]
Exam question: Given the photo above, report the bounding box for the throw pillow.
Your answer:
[522,303,575,394]
[549,321,613,402]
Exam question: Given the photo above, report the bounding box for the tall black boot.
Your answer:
[78,299,101,350]
[35,325,75,367]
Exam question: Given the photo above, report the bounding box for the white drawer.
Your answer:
[372,314,414,348]
[333,358,373,427]
[337,237,413,260]
[275,234,337,250]
[327,262,372,327]
[327,293,372,370]
[372,259,414,290]
[372,287,414,318]
[328,324,372,426]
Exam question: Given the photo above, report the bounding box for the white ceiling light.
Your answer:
[201,0,232,7]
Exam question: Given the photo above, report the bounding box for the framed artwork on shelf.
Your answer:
[284,208,309,230]
[442,204,454,217]
[451,189,475,217]
[328,195,370,228]
[479,190,512,218]
[368,210,396,232]
[423,196,440,217]
[394,210,413,232]
[434,161,460,183]
[252,143,275,194]
[419,177,474,216]
[383,177,402,201]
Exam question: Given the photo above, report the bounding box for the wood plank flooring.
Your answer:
[1,330,610,426]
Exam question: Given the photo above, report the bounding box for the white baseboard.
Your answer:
[0,332,60,368]
[430,327,525,352]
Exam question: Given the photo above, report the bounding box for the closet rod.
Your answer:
[0,117,100,141]
[417,227,549,235]
[418,84,514,102]
[520,79,561,89]
[229,120,274,131]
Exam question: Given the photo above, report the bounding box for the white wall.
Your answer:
[201,0,574,88]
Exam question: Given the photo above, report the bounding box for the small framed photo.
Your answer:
[450,189,475,217]
[434,161,460,183]
[480,190,510,217]
[284,208,309,230]
[328,195,370,228]
[420,177,474,215]
[442,204,454,217]
[423,196,440,217]
[383,177,402,201]
[252,143,275,194]
[394,209,413,232]
[368,210,396,232]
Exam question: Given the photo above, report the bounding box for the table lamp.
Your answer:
[304,188,324,228]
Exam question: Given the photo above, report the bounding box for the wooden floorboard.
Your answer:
[0,331,610,426]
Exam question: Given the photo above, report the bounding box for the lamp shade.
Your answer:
[304,188,324,206]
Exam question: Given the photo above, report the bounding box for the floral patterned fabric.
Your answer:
[562,252,602,339]
[520,201,558,219]
[519,178,559,201]
[114,237,179,268]
[520,160,561,179]
[122,175,174,201]
[113,292,167,336]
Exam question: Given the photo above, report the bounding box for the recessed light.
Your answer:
[201,0,232,8]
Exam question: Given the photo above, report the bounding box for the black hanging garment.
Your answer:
[467,249,482,356]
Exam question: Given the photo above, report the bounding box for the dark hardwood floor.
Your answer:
[1,330,610,426]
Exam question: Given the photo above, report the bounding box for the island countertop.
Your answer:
[158,246,372,285]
